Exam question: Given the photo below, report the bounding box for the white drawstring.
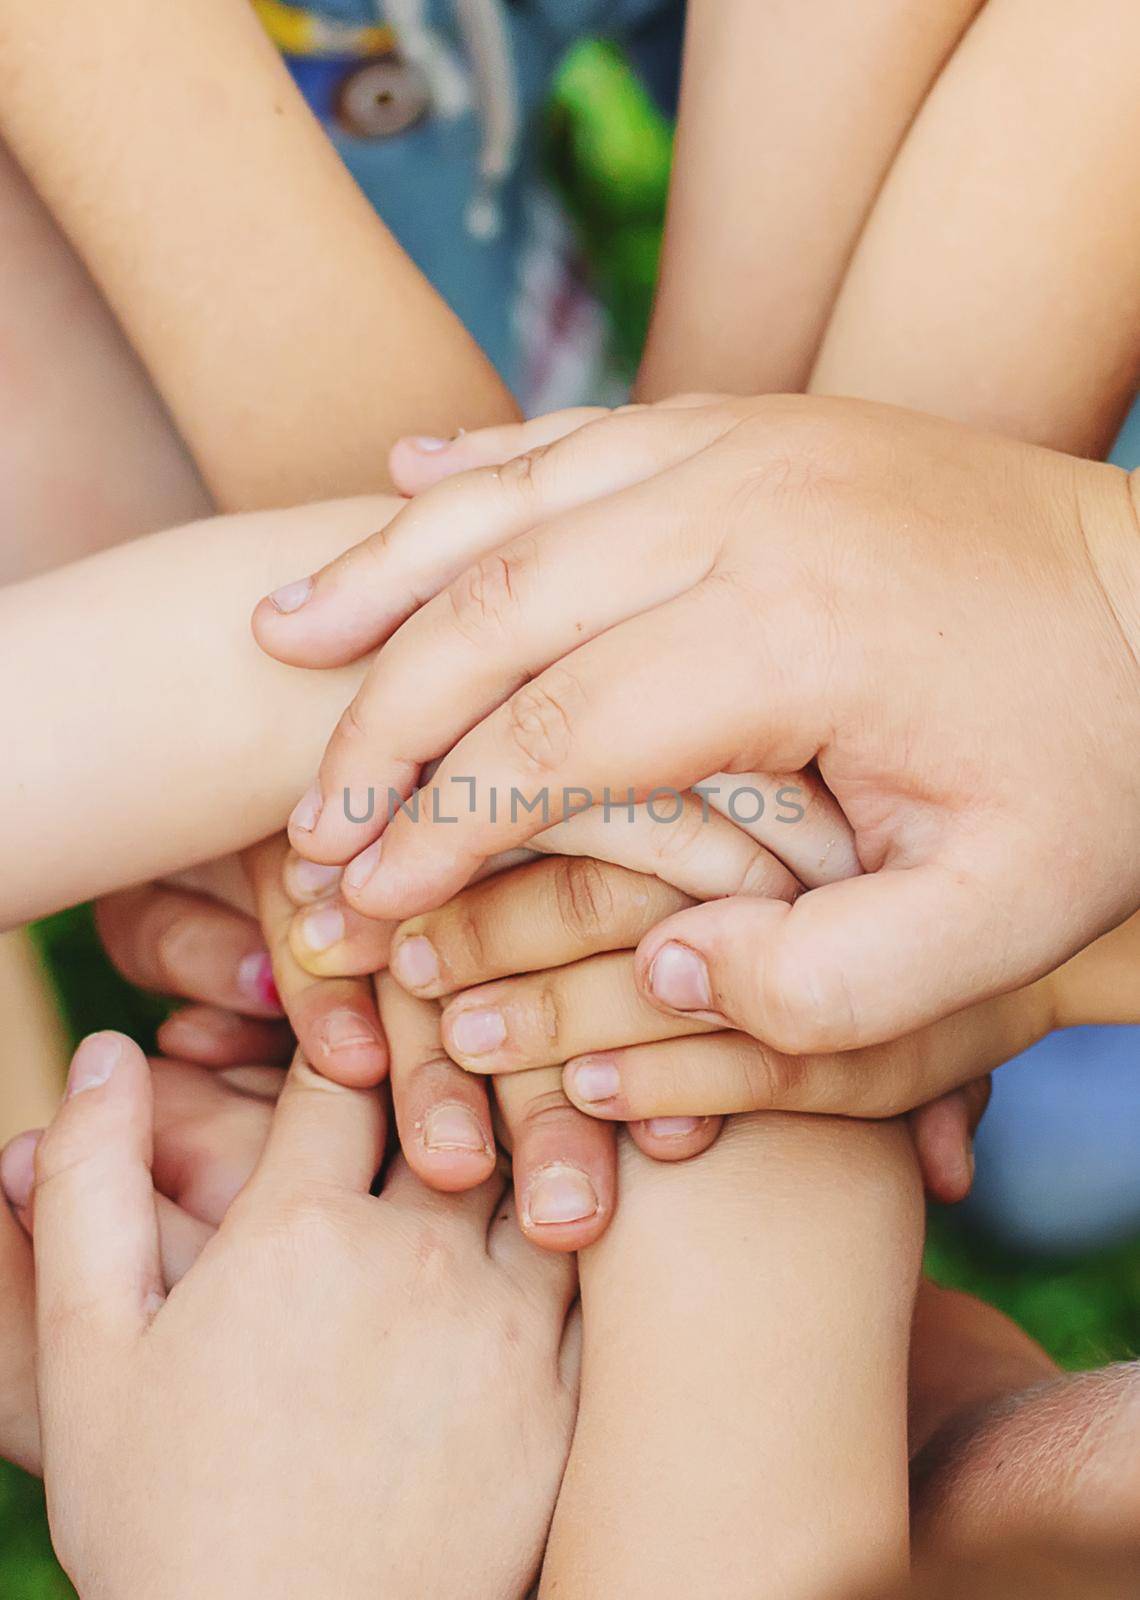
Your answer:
[453,0,520,241]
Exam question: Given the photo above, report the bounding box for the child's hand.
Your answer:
[0,1048,282,1475]
[31,1027,577,1600]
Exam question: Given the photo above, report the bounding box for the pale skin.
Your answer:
[0,0,515,506]
[256,0,1140,1075]
[642,0,1140,461]
[21,1026,580,1600]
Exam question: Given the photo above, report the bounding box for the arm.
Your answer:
[0,0,517,509]
[812,0,1140,457]
[541,1111,923,1599]
[0,133,209,583]
[0,496,398,928]
[638,0,985,399]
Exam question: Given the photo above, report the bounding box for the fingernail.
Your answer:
[290,784,323,835]
[238,951,282,1011]
[267,576,313,613]
[449,1007,507,1057]
[408,435,449,453]
[526,1165,598,1227]
[289,860,342,900]
[67,1032,123,1098]
[391,934,440,992]
[344,838,383,893]
[648,942,712,1012]
[646,1116,703,1139]
[0,1130,41,1210]
[299,904,346,953]
[568,1056,620,1104]
[319,1009,384,1055]
[423,1103,488,1154]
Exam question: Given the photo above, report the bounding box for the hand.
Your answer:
[296,769,986,1205]
[31,1026,577,1600]
[253,396,1140,1066]
[96,840,388,1086]
[0,1048,281,1474]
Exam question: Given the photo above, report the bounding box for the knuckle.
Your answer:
[648,799,707,866]
[446,538,535,642]
[516,1084,577,1135]
[495,446,547,500]
[553,856,615,942]
[506,668,584,775]
[740,1043,810,1109]
[448,902,488,976]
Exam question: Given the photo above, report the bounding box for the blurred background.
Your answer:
[2,16,1137,1594]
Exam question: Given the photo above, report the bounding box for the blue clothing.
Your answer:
[280,1,681,385]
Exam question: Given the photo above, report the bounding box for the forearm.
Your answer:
[638,0,983,400]
[542,1113,923,1600]
[812,0,1140,457]
[0,0,517,511]
[0,135,209,583]
[0,497,405,927]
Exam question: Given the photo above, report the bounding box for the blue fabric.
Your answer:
[286,1,681,384]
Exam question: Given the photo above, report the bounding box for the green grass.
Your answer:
[5,36,1138,1595]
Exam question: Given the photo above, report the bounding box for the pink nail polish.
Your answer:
[648,942,712,1012]
[449,1008,507,1058]
[391,935,440,991]
[290,784,323,836]
[268,576,313,613]
[238,951,282,1012]
[67,1032,123,1098]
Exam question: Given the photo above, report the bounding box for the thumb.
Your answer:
[34,1033,164,1362]
[635,866,1011,1055]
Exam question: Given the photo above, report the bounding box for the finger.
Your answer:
[698,767,860,888]
[440,951,716,1076]
[245,835,387,1087]
[633,854,1032,1054]
[378,974,496,1194]
[0,1171,38,1474]
[288,893,394,977]
[294,476,722,869]
[389,856,690,1000]
[485,1191,580,1317]
[282,851,344,906]
[156,1005,294,1067]
[0,1129,40,1233]
[34,1033,164,1353]
[247,1048,386,1198]
[389,407,614,494]
[627,1115,723,1163]
[378,1150,508,1233]
[390,397,731,498]
[910,1077,992,1205]
[154,1194,213,1287]
[529,788,801,903]
[349,582,803,920]
[256,401,736,674]
[150,1056,278,1225]
[95,884,282,1016]
[494,1067,616,1252]
[563,983,1046,1123]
